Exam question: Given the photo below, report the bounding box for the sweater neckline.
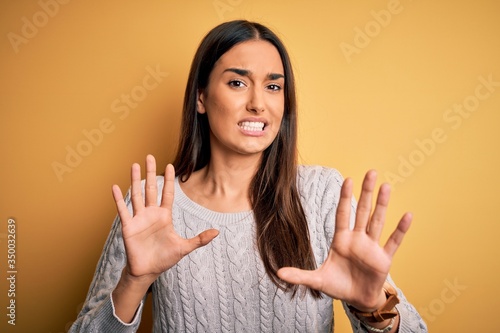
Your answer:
[174,177,254,225]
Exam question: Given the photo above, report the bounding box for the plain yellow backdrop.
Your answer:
[1,0,499,332]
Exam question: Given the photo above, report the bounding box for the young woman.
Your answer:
[70,20,427,332]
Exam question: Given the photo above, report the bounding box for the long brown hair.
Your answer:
[173,20,320,298]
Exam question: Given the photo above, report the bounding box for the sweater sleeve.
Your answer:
[69,191,145,333]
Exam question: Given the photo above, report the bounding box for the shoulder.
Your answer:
[297,165,344,192]
[296,165,345,209]
[296,165,347,240]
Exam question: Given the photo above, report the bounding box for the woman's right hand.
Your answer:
[112,154,219,284]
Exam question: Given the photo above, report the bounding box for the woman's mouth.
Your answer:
[238,121,265,132]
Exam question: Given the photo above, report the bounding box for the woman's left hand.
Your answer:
[277,170,412,312]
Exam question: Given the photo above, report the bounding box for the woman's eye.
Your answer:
[267,84,282,91]
[228,80,245,88]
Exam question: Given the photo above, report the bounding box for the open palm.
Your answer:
[112,155,219,281]
[278,170,412,311]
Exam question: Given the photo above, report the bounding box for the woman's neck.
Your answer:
[179,153,261,213]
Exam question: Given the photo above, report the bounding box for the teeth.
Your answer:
[239,121,265,131]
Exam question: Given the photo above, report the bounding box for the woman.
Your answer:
[71,20,427,332]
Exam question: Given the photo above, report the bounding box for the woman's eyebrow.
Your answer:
[223,68,285,80]
[268,73,285,80]
[224,67,250,76]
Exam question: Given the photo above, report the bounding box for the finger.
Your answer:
[130,163,144,214]
[112,185,132,226]
[277,267,323,291]
[354,170,377,232]
[367,183,391,241]
[336,178,353,231]
[181,229,220,256]
[384,212,413,258]
[145,155,158,207]
[160,164,175,209]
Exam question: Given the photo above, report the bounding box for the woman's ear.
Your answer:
[197,90,206,114]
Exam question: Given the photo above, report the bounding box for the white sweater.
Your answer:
[70,165,427,332]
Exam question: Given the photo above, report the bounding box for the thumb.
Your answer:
[182,229,219,255]
[277,267,320,289]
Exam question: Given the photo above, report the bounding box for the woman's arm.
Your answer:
[279,168,427,332]
[70,155,218,332]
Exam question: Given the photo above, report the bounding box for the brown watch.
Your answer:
[348,282,400,323]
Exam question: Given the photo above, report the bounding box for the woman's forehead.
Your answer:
[213,40,284,76]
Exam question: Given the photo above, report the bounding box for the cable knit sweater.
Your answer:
[70,165,427,332]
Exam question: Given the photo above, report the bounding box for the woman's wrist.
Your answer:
[347,282,400,330]
[350,288,388,313]
[120,267,159,289]
[111,268,157,323]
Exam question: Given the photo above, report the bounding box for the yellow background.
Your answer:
[1,0,499,332]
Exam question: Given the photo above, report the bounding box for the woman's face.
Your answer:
[197,39,285,159]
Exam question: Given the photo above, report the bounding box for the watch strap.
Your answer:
[348,282,400,323]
